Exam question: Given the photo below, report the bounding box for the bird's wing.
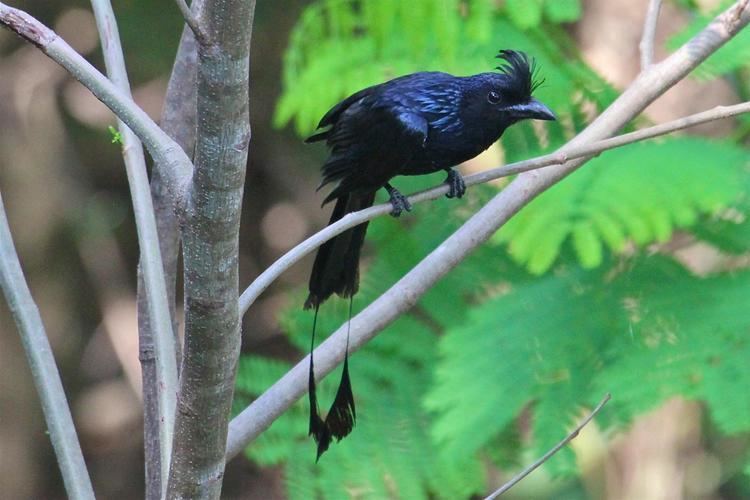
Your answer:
[306,72,448,144]
[305,85,382,143]
[317,101,429,202]
[393,110,428,146]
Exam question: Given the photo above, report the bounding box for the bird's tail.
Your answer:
[305,192,376,310]
[305,192,373,460]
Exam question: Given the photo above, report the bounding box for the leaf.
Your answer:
[493,138,746,273]
[425,265,613,467]
[572,222,603,268]
[692,179,750,253]
[506,0,544,29]
[544,0,582,23]
[594,260,750,436]
[428,255,750,474]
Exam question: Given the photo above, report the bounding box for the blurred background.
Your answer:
[2,0,750,498]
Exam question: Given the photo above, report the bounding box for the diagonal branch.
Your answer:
[174,0,207,43]
[226,0,750,460]
[484,394,612,499]
[238,100,750,316]
[0,192,95,499]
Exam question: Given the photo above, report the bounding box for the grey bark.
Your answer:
[166,0,256,497]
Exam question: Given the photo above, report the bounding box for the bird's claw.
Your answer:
[445,169,466,199]
[386,186,412,217]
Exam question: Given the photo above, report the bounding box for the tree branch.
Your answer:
[484,394,612,499]
[167,0,256,497]
[174,0,207,43]
[89,2,178,494]
[640,0,663,69]
[238,100,750,317]
[0,192,95,499]
[226,0,750,460]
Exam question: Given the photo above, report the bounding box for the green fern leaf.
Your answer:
[428,255,750,476]
[594,259,750,436]
[692,176,750,253]
[493,138,746,274]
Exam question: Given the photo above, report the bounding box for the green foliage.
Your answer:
[427,257,750,475]
[505,0,545,29]
[543,0,582,24]
[692,174,750,253]
[108,126,123,145]
[239,175,750,496]
[274,0,613,139]
[505,0,581,28]
[493,138,747,274]
[240,0,750,497]
[237,309,486,499]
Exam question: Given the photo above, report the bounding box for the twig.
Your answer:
[88,0,178,495]
[226,0,750,460]
[484,394,612,499]
[174,0,206,43]
[238,100,750,316]
[0,192,95,499]
[0,2,193,200]
[640,0,663,69]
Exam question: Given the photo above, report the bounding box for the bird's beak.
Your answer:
[510,98,556,121]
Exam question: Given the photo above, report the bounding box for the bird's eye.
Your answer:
[487,91,501,104]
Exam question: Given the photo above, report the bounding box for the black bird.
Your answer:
[304,50,556,460]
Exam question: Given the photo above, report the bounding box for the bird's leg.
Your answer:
[384,183,412,217]
[444,168,466,199]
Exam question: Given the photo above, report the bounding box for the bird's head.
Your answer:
[461,50,556,129]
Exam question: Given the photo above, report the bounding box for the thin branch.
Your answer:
[226,0,750,460]
[0,192,95,499]
[174,0,206,43]
[139,8,201,499]
[89,0,179,495]
[0,2,193,199]
[238,100,750,316]
[640,0,663,69]
[484,394,612,500]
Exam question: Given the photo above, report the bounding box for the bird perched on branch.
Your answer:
[304,50,556,460]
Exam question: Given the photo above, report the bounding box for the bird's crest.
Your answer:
[495,50,544,99]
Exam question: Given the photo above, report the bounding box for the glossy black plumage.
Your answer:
[305,50,556,460]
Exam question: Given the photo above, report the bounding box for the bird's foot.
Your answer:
[385,184,412,217]
[444,169,466,199]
